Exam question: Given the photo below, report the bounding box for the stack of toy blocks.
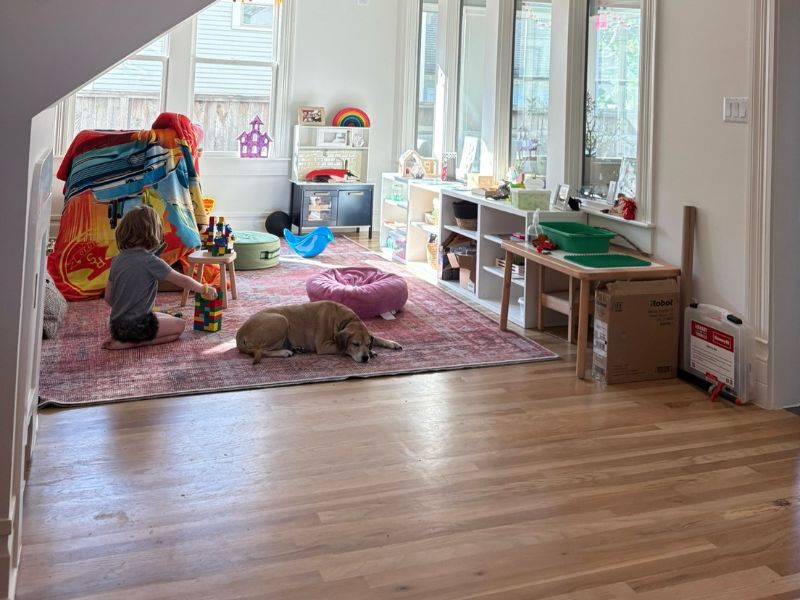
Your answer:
[194,288,223,332]
[209,216,235,256]
[204,216,217,250]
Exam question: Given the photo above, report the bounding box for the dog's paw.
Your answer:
[369,350,378,359]
[390,342,403,351]
[276,349,294,358]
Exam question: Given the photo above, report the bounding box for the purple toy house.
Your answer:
[237,115,273,158]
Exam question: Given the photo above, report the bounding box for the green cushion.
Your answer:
[233,231,281,270]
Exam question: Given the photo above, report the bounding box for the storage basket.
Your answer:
[539,221,616,253]
[426,242,438,269]
[455,218,477,230]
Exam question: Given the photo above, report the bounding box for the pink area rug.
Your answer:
[39,237,558,407]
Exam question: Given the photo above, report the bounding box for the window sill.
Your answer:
[201,156,290,178]
[579,205,654,229]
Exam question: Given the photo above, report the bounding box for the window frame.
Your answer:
[55,42,169,156]
[55,0,292,160]
[403,0,655,224]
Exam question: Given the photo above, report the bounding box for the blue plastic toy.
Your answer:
[283,226,334,258]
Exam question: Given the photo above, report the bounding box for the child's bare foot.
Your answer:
[102,337,138,350]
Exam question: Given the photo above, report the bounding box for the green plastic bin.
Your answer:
[539,222,616,254]
[233,231,281,270]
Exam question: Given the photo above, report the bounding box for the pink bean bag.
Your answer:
[305,267,408,318]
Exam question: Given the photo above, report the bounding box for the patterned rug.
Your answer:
[39,237,558,407]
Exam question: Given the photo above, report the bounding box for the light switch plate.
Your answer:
[723,97,749,123]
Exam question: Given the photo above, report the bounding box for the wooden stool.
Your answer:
[180,250,238,309]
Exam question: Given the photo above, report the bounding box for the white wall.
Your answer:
[769,0,800,408]
[651,0,753,317]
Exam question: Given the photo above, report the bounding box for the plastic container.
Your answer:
[510,189,551,210]
[683,304,754,404]
[539,221,616,253]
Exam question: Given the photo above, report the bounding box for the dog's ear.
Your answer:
[335,328,350,351]
[252,348,262,365]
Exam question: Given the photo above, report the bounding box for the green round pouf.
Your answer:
[233,231,281,270]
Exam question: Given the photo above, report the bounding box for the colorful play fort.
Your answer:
[194,287,223,332]
[203,216,235,256]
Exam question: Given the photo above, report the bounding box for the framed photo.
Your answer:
[316,128,349,147]
[553,184,570,210]
[298,106,325,126]
[605,180,618,205]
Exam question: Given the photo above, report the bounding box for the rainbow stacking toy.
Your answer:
[331,107,370,128]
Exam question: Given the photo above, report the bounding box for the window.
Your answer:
[415,0,439,157]
[582,0,641,201]
[71,37,167,137]
[57,0,288,157]
[510,1,551,179]
[193,0,276,153]
[456,0,487,176]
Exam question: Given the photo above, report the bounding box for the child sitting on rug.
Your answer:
[102,205,217,350]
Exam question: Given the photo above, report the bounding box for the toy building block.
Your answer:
[211,237,227,256]
[193,288,223,332]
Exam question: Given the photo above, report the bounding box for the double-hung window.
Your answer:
[192,0,277,153]
[510,1,552,179]
[57,0,284,157]
[60,37,168,151]
[582,0,641,201]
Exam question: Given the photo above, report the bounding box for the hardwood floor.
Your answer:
[16,235,800,599]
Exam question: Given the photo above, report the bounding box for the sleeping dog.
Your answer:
[236,300,402,364]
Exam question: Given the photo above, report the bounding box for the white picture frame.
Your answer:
[553,184,570,210]
[316,128,349,147]
[605,180,618,205]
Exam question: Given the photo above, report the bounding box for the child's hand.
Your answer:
[201,285,218,301]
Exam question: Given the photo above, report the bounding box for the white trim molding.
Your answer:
[394,0,422,161]
[563,0,588,190]
[636,0,657,225]
[747,0,774,341]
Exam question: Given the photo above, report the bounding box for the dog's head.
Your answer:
[335,319,374,363]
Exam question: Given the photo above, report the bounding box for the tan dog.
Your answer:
[236,300,402,364]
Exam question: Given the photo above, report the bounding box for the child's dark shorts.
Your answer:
[109,313,159,343]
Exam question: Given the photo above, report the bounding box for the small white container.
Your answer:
[683,304,754,404]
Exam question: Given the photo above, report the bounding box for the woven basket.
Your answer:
[455,217,477,230]
[426,243,439,269]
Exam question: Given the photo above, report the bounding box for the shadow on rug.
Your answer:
[40,237,558,407]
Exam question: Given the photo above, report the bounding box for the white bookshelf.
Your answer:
[378,174,585,328]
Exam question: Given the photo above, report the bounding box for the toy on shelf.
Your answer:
[237,115,273,159]
[331,107,370,128]
[204,215,235,255]
[283,226,334,258]
[194,287,223,332]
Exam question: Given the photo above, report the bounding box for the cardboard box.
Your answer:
[447,251,476,293]
[467,174,495,190]
[592,279,679,384]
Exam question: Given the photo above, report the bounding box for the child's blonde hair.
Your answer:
[115,205,163,250]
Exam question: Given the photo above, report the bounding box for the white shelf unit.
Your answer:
[438,189,584,328]
[292,125,370,182]
[379,174,585,329]
[379,173,449,266]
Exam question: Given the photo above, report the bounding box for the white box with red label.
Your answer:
[683,304,754,404]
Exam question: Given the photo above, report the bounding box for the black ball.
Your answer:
[265,211,291,237]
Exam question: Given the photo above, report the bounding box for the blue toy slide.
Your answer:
[283,226,334,258]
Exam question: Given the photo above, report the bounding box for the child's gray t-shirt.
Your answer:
[107,248,172,321]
